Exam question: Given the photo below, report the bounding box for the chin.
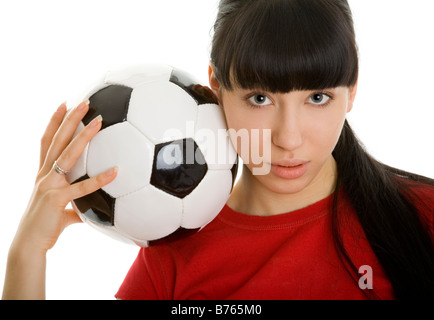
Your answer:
[255,173,311,195]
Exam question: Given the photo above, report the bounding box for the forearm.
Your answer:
[2,241,47,300]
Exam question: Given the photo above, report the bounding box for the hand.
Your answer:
[2,101,118,300]
[13,100,118,254]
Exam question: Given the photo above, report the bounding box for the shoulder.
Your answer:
[398,178,434,209]
[397,177,434,236]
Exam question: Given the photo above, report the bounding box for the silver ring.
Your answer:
[53,161,69,175]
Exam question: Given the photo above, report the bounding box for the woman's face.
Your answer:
[209,66,357,196]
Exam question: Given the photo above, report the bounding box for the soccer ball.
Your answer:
[66,63,238,247]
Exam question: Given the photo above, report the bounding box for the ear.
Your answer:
[208,63,221,100]
[347,80,358,113]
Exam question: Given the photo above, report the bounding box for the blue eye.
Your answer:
[248,94,272,106]
[308,93,331,106]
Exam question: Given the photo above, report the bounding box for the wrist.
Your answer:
[9,232,48,260]
[3,238,47,300]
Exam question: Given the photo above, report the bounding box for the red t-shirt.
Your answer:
[116,184,433,300]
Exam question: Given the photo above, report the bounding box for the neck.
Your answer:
[228,156,337,216]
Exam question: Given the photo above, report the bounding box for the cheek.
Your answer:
[223,101,262,130]
[222,102,272,165]
[305,108,347,155]
[222,101,247,160]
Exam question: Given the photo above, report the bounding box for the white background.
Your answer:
[0,0,432,300]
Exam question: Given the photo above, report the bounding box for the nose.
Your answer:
[271,110,303,152]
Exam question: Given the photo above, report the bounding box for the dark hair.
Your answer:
[211,0,434,299]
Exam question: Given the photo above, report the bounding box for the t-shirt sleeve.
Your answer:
[115,248,167,300]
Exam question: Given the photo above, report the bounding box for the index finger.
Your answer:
[59,167,118,205]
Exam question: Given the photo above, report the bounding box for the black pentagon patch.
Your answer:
[148,227,201,246]
[170,68,218,105]
[230,157,239,193]
[151,138,208,199]
[83,84,133,130]
[72,175,116,226]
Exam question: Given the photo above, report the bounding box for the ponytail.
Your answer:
[332,120,434,299]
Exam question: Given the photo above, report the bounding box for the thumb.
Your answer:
[64,209,83,227]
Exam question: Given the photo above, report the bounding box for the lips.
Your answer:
[271,159,309,167]
[269,159,309,179]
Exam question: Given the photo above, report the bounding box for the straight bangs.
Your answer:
[211,0,359,92]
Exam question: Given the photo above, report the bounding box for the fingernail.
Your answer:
[57,102,67,113]
[78,99,90,111]
[89,115,103,128]
[106,166,118,176]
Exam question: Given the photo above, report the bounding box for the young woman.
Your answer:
[3,0,434,300]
